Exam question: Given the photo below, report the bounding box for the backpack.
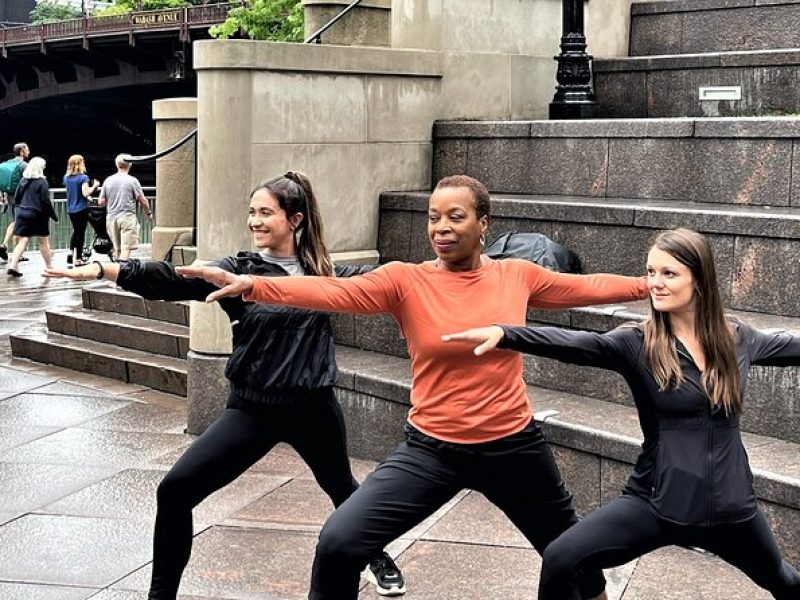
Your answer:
[485,231,582,273]
[0,159,22,195]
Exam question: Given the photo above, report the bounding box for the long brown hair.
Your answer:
[643,228,741,414]
[253,171,333,277]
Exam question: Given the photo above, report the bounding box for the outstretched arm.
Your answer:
[444,325,630,371]
[740,321,800,366]
[177,262,404,315]
[525,262,648,309]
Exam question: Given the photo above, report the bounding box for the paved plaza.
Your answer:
[0,251,776,599]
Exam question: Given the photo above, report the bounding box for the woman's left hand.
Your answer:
[442,326,505,356]
[175,265,254,302]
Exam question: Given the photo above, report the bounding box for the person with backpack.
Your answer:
[443,228,800,600]
[7,157,58,277]
[177,174,650,600]
[0,142,30,262]
[43,171,407,599]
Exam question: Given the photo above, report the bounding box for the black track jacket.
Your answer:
[499,321,800,526]
[117,253,372,405]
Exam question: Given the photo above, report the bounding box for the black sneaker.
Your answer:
[366,551,406,596]
[0,245,7,261]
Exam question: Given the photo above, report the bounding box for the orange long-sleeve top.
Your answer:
[244,258,648,443]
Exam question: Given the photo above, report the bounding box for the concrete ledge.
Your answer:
[596,49,800,73]
[632,0,779,15]
[194,40,442,78]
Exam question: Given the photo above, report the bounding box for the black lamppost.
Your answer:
[549,0,598,119]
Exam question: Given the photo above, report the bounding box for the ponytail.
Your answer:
[290,172,334,277]
[256,171,334,277]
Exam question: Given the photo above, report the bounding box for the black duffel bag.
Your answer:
[485,231,581,273]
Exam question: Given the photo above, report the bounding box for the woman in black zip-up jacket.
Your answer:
[444,228,800,600]
[44,172,406,599]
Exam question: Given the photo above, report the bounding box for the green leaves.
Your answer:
[30,1,82,24]
[209,0,304,42]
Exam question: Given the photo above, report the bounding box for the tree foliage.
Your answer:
[210,0,303,42]
[30,1,82,24]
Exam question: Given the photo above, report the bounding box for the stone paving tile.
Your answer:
[125,388,188,410]
[0,511,21,525]
[33,380,123,399]
[0,364,55,392]
[0,393,130,428]
[371,539,541,599]
[420,490,530,548]
[89,591,222,600]
[0,462,117,512]
[0,514,152,587]
[621,546,771,599]
[40,468,289,530]
[113,526,320,598]
[230,478,337,530]
[0,424,61,453]
[6,359,151,396]
[78,401,187,434]
[0,582,98,599]
[0,427,189,469]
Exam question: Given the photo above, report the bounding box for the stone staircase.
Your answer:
[596,0,800,117]
[10,285,190,397]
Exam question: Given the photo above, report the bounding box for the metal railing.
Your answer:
[0,3,240,49]
[305,0,363,44]
[0,187,156,251]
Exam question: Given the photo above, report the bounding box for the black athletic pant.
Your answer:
[308,419,605,600]
[68,209,89,259]
[539,493,800,600]
[147,389,359,599]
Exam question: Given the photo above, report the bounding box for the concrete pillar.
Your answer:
[151,98,197,262]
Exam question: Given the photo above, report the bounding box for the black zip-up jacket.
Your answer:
[117,252,372,405]
[499,321,800,526]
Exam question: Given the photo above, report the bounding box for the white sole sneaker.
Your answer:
[365,567,406,596]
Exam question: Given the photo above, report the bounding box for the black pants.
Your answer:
[539,493,800,600]
[68,209,89,258]
[147,389,359,599]
[308,420,605,600]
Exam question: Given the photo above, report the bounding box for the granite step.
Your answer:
[45,307,190,358]
[432,118,800,207]
[594,49,800,118]
[9,330,187,396]
[379,191,800,318]
[630,0,800,56]
[81,283,191,326]
[331,345,800,565]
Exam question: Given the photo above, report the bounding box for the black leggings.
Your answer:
[308,420,605,600]
[147,390,359,599]
[68,209,89,258]
[539,493,800,600]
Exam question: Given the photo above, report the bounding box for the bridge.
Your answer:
[0,3,238,112]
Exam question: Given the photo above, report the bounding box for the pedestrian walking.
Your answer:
[98,154,151,260]
[177,174,650,600]
[63,154,100,267]
[443,228,800,600]
[7,157,57,277]
[43,171,406,599]
[0,142,30,262]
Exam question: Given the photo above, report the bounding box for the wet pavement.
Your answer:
[0,251,775,599]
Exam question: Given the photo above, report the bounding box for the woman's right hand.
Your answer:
[175,266,254,302]
[441,326,505,356]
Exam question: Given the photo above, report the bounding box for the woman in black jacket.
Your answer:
[44,172,406,599]
[443,228,800,600]
[8,156,58,277]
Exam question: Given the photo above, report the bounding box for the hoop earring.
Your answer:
[480,233,486,247]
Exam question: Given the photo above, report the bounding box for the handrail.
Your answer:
[304,0,363,44]
[0,3,240,49]
[124,128,197,164]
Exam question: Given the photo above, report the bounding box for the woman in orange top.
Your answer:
[179,175,649,600]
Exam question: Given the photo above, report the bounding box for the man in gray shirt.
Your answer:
[99,154,152,260]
